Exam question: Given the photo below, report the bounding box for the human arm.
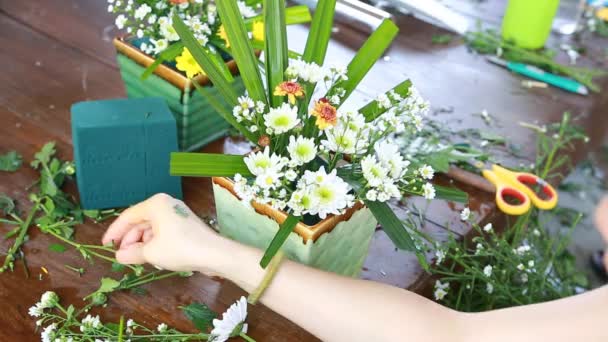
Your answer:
[102,194,608,342]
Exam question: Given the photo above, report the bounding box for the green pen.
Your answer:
[487,56,589,95]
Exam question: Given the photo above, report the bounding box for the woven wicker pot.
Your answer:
[113,38,245,151]
[212,177,378,277]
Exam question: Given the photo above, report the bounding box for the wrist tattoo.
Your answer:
[173,204,189,218]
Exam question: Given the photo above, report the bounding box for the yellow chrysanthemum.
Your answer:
[218,25,230,48]
[598,7,608,21]
[273,81,304,104]
[175,48,205,79]
[252,20,265,42]
[310,98,338,130]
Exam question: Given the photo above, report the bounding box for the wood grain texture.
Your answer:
[0,0,606,340]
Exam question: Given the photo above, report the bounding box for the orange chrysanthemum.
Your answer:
[310,98,338,130]
[170,0,189,4]
[273,81,304,104]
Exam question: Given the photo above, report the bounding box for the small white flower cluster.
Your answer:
[28,291,58,318]
[321,110,368,155]
[109,0,257,56]
[285,59,326,84]
[372,87,429,133]
[361,141,411,202]
[80,314,102,332]
[233,95,265,130]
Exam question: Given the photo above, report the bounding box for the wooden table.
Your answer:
[0,0,606,340]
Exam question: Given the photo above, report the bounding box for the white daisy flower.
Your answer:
[255,169,282,190]
[41,323,57,342]
[376,93,392,109]
[423,183,436,200]
[243,147,285,176]
[435,249,446,264]
[460,207,470,221]
[285,170,298,181]
[263,103,300,134]
[157,323,168,333]
[287,136,317,165]
[486,283,494,294]
[483,265,493,277]
[433,280,449,300]
[418,165,434,180]
[365,189,378,201]
[237,0,257,17]
[211,296,249,342]
[361,155,388,187]
[39,291,58,309]
[374,141,410,179]
[517,263,525,271]
[28,304,43,317]
[322,129,366,155]
[151,38,169,55]
[483,223,493,232]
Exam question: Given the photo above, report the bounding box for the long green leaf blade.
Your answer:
[246,5,312,26]
[172,14,238,106]
[191,80,257,142]
[338,19,399,103]
[302,0,337,65]
[216,0,267,104]
[170,153,252,177]
[264,0,288,106]
[260,214,301,268]
[364,200,415,251]
[359,80,412,122]
[141,42,184,80]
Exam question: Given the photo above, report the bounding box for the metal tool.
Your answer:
[487,56,589,95]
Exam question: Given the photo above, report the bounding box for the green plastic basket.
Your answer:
[213,178,378,277]
[114,38,245,151]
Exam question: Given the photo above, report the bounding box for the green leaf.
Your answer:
[141,42,184,80]
[170,153,252,177]
[98,277,122,293]
[0,151,22,172]
[172,14,239,106]
[247,5,312,26]
[425,149,452,173]
[30,142,56,169]
[337,19,399,103]
[364,200,415,251]
[302,0,337,65]
[264,0,288,107]
[190,79,256,142]
[431,34,454,45]
[260,214,300,268]
[0,194,15,216]
[433,185,469,203]
[48,243,67,253]
[181,302,217,332]
[479,131,506,144]
[111,262,126,273]
[216,0,267,103]
[359,80,412,122]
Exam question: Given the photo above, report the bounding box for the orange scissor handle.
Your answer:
[492,165,558,211]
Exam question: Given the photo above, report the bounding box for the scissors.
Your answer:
[480,164,558,216]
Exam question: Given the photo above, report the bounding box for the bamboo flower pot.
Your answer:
[113,37,245,151]
[212,177,378,277]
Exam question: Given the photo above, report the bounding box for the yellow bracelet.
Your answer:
[247,250,285,305]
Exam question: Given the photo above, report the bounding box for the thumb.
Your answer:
[595,197,608,242]
[116,242,146,265]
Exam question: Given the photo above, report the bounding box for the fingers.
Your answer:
[595,197,608,242]
[120,223,151,249]
[116,242,146,264]
[102,194,169,246]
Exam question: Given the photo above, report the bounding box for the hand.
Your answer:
[102,193,222,274]
[595,196,608,270]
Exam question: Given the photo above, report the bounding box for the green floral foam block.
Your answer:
[213,183,378,277]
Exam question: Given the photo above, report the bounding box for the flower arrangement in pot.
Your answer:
[108,0,311,150]
[169,0,436,276]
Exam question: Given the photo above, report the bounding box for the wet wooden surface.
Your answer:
[0,0,606,341]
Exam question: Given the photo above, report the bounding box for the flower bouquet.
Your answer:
[169,0,435,276]
[109,0,312,150]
